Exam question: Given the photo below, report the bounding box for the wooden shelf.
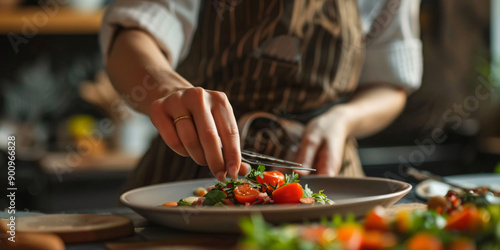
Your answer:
[0,7,104,34]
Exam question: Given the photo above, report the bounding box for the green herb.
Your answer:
[203,189,227,205]
[283,172,300,186]
[302,184,334,205]
[177,199,194,206]
[312,190,334,205]
[245,165,266,184]
[302,184,314,197]
[215,180,242,195]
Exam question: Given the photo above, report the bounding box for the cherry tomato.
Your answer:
[272,183,303,204]
[336,224,363,250]
[364,206,390,231]
[406,232,443,250]
[233,184,260,204]
[256,171,285,190]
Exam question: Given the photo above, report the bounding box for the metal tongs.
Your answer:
[241,150,316,171]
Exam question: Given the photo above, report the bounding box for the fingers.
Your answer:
[151,87,242,182]
[209,91,241,181]
[238,163,251,176]
[174,107,208,166]
[294,129,322,176]
[186,89,227,182]
[324,137,345,176]
[150,99,188,156]
[315,143,338,176]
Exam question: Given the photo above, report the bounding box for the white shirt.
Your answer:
[100,0,422,92]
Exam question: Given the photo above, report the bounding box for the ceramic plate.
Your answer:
[415,173,500,200]
[121,176,411,233]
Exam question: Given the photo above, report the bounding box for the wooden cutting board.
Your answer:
[15,214,134,243]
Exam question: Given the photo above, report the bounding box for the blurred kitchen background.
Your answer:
[0,0,499,212]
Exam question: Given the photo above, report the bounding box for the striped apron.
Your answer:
[122,0,365,192]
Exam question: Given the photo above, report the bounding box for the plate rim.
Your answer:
[120,176,412,213]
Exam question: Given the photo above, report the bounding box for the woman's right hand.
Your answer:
[150,87,247,182]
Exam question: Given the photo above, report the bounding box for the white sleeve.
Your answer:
[357,0,423,93]
[99,0,201,68]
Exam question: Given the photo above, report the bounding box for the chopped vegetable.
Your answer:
[364,206,390,231]
[445,205,484,234]
[238,191,500,250]
[395,211,412,234]
[299,197,315,205]
[283,171,300,186]
[302,184,334,205]
[234,184,260,204]
[202,189,227,205]
[245,165,266,185]
[273,183,303,204]
[336,224,363,250]
[177,199,194,206]
[161,202,178,207]
[256,171,285,191]
[194,187,207,197]
[169,165,333,207]
[405,232,444,250]
[361,230,397,249]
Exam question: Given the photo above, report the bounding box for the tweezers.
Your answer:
[241,150,316,171]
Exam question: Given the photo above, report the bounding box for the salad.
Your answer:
[239,190,500,249]
[161,165,334,207]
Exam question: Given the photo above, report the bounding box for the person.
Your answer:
[100,0,422,191]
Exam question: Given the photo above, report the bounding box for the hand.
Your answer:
[294,107,350,176]
[149,87,248,181]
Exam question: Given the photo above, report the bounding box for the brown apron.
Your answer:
[122,0,365,192]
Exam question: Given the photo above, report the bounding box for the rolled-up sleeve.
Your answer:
[358,0,423,93]
[99,0,201,68]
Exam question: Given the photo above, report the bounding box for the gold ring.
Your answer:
[173,115,191,125]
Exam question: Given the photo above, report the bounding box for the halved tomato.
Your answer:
[272,183,303,204]
[234,184,260,204]
[256,171,285,190]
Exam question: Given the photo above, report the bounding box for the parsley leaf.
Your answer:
[302,184,334,205]
[203,189,227,205]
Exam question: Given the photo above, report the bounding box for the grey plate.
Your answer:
[120,176,411,233]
